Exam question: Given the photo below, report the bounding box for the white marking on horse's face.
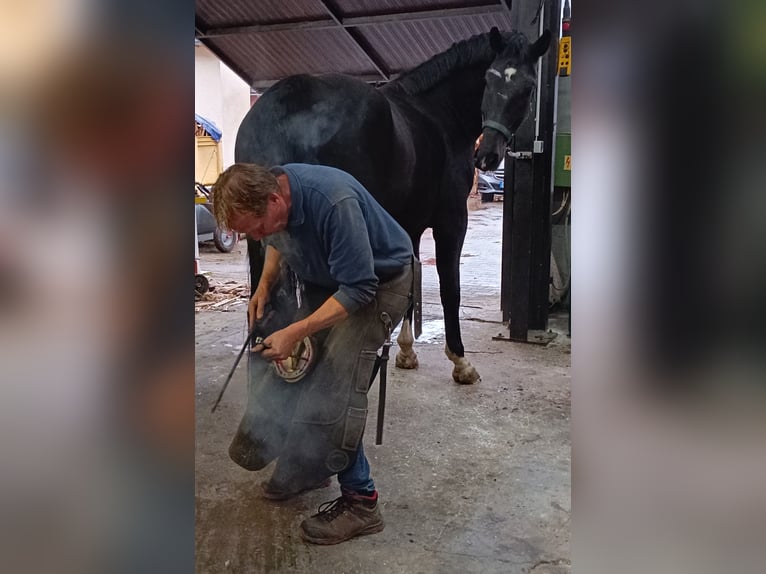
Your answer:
[504,67,517,82]
[488,68,502,79]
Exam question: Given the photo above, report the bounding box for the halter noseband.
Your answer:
[483,67,517,142]
[482,120,513,142]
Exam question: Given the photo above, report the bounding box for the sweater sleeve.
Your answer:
[322,197,378,313]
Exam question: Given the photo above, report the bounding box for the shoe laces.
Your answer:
[315,496,353,522]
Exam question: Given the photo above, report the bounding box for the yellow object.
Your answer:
[564,155,571,171]
[558,37,571,76]
[195,135,223,186]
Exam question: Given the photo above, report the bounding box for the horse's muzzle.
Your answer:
[474,152,499,171]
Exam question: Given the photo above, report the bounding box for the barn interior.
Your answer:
[195,1,571,572]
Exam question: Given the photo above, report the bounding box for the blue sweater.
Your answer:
[263,164,413,313]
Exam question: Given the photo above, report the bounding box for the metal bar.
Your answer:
[375,348,389,445]
[198,5,506,38]
[499,0,513,13]
[251,74,386,89]
[507,135,535,340]
[501,141,515,323]
[211,308,275,413]
[317,0,389,81]
[344,4,503,26]
[346,26,390,81]
[196,36,256,89]
[210,326,255,413]
[201,19,333,38]
[503,0,555,340]
[528,0,561,329]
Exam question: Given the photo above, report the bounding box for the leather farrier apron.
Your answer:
[229,261,413,495]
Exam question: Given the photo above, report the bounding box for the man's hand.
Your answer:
[256,325,303,361]
[248,245,282,330]
[248,283,271,330]
[251,296,348,359]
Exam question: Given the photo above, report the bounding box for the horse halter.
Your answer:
[482,119,513,142]
[482,67,517,142]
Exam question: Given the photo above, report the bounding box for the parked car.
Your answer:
[196,183,238,253]
[477,165,504,202]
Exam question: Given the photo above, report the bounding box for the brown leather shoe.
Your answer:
[261,478,332,501]
[299,492,384,545]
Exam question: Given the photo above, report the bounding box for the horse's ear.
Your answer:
[529,29,552,61]
[489,27,504,54]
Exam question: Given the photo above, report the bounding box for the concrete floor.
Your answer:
[195,202,571,573]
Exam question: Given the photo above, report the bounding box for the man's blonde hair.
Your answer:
[212,163,279,230]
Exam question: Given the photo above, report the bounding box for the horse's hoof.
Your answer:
[450,362,481,384]
[395,350,419,369]
[444,346,481,384]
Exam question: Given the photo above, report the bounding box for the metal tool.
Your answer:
[374,312,393,445]
[210,308,319,412]
[210,309,273,413]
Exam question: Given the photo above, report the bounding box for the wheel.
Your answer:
[213,227,237,253]
[480,192,494,203]
[195,274,210,296]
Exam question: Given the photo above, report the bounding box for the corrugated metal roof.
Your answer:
[196,0,328,29]
[195,1,515,87]
[336,0,493,17]
[361,13,514,72]
[207,28,374,81]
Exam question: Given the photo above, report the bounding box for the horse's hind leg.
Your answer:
[395,308,418,369]
[433,224,481,385]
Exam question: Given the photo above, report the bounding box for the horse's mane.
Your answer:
[388,30,530,96]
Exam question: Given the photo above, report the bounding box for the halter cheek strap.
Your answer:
[482,120,513,142]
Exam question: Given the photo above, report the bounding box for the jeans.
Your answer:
[338,440,375,495]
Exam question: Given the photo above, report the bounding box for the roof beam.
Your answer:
[316,0,389,82]
[345,4,505,26]
[251,73,390,90]
[201,19,331,37]
[198,4,506,39]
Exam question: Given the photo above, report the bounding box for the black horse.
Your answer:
[235,27,550,384]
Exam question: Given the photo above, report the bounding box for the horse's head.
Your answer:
[474,27,551,171]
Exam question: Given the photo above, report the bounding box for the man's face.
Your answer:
[227,193,287,241]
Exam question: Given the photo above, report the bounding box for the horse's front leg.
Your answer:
[433,225,481,384]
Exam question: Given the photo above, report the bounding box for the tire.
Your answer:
[480,192,494,203]
[214,227,237,253]
[195,274,210,296]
